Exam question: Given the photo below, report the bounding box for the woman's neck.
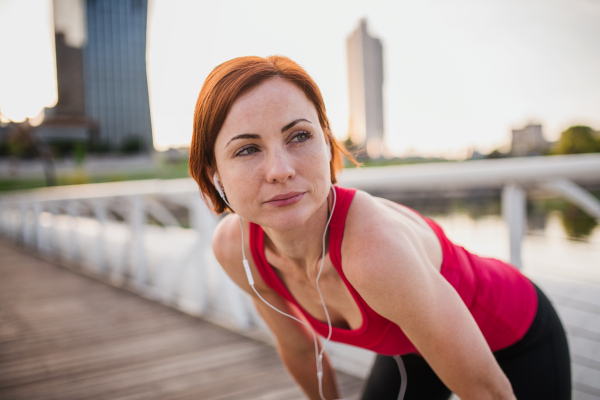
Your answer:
[261,190,333,274]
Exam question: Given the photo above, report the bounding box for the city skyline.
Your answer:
[1,0,600,158]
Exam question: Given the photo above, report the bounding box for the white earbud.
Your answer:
[213,172,234,210]
[213,173,225,200]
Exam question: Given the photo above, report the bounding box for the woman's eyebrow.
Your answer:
[281,118,312,133]
[225,133,260,148]
[225,119,312,148]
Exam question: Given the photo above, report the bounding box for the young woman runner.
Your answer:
[189,55,571,400]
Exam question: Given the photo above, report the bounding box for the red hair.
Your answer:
[189,55,359,214]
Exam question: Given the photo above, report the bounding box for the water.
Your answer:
[407,198,600,284]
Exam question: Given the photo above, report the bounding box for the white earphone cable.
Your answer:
[394,355,407,400]
[315,184,336,399]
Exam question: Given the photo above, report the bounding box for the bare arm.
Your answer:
[251,295,341,400]
[212,214,341,400]
[344,197,516,400]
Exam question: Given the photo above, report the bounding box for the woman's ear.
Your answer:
[208,168,227,200]
[206,167,219,191]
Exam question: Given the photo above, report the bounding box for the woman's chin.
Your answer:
[255,205,313,232]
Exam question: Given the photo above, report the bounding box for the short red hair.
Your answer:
[189,55,358,214]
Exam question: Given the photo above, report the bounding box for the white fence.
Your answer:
[1,153,599,378]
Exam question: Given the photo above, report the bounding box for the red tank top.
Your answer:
[249,186,538,356]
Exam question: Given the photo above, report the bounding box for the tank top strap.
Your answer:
[328,186,357,279]
[329,186,357,231]
[249,220,295,302]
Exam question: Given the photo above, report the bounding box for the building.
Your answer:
[35,0,92,144]
[346,19,385,158]
[36,0,153,152]
[84,0,153,151]
[511,124,549,157]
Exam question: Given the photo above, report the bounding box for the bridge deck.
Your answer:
[0,242,363,400]
[2,241,600,399]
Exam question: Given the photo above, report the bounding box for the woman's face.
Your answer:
[212,77,331,231]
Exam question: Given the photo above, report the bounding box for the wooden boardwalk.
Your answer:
[0,242,364,400]
[2,240,600,399]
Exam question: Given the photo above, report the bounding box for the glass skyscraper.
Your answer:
[84,0,153,151]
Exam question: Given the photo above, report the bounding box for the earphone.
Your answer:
[213,173,227,203]
[212,147,407,400]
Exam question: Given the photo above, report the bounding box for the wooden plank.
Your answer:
[0,325,240,387]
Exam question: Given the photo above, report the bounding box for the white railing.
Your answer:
[338,153,600,268]
[1,153,599,378]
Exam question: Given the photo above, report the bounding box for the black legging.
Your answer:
[361,283,571,400]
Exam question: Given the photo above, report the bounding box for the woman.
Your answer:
[189,55,571,400]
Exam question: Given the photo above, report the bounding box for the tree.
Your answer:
[119,135,145,154]
[0,111,57,186]
[486,149,507,159]
[551,126,600,155]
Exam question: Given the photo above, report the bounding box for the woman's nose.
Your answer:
[265,149,295,183]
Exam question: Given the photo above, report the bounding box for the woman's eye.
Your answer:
[291,131,311,142]
[236,146,259,156]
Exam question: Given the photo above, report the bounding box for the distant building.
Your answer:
[346,19,385,158]
[35,0,92,144]
[36,0,153,152]
[470,149,486,160]
[84,0,153,151]
[511,124,549,157]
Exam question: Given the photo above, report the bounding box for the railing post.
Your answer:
[47,201,59,257]
[502,183,526,269]
[33,202,43,252]
[67,199,79,266]
[188,195,251,329]
[129,195,147,288]
[188,194,215,315]
[93,199,108,275]
[19,200,28,245]
[0,201,7,237]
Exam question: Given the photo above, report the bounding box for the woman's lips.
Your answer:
[265,192,305,207]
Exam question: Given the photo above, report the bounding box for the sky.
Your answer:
[1,0,600,158]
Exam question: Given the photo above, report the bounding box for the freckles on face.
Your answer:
[213,78,331,229]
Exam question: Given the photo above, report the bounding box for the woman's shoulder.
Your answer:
[212,214,242,258]
[212,214,251,284]
[343,189,438,243]
[341,190,443,284]
[212,214,275,295]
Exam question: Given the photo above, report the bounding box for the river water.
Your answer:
[411,201,600,284]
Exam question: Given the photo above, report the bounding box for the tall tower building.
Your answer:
[346,19,384,158]
[38,0,153,152]
[84,0,153,151]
